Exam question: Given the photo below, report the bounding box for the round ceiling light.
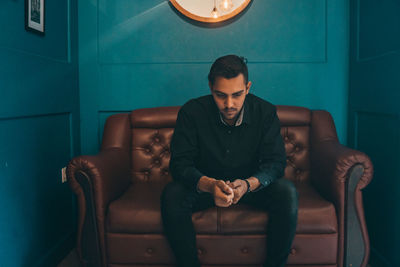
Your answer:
[170,0,252,23]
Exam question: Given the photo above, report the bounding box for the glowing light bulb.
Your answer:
[211,7,218,18]
[219,0,234,12]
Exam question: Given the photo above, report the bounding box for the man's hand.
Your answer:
[226,179,248,204]
[211,180,234,207]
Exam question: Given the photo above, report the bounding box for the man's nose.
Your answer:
[225,97,233,108]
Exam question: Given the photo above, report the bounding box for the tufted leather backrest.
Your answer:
[130,107,179,183]
[128,105,314,184]
[277,106,311,184]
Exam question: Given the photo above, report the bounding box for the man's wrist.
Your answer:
[245,177,262,192]
[241,178,251,194]
[197,176,217,193]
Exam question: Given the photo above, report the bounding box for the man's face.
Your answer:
[210,73,252,125]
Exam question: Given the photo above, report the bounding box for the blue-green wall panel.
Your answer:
[0,0,70,62]
[0,0,79,266]
[358,0,400,60]
[80,0,349,155]
[0,114,74,266]
[348,0,400,266]
[0,51,77,117]
[355,112,400,267]
[98,0,326,63]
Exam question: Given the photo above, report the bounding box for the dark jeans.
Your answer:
[160,178,298,267]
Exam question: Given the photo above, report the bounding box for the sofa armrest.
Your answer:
[310,140,373,267]
[310,140,373,205]
[67,148,131,267]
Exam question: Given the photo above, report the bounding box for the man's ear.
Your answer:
[246,81,252,94]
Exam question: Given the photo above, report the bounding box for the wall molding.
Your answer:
[355,0,400,63]
[0,111,71,121]
[0,111,76,267]
[96,0,328,65]
[0,0,72,64]
[0,111,74,158]
[353,110,399,150]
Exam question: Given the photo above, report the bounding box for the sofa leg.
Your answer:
[76,172,103,267]
[344,164,370,267]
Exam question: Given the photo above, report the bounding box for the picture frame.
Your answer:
[25,0,45,35]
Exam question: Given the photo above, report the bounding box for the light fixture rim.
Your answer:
[170,0,252,23]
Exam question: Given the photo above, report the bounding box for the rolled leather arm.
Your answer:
[310,139,374,267]
[67,148,131,264]
[310,140,373,208]
[67,148,131,209]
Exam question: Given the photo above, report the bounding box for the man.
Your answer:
[161,55,298,267]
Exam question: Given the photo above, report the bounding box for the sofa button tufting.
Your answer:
[241,247,249,254]
[290,248,296,255]
[146,248,153,254]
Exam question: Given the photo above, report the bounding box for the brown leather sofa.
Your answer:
[67,105,373,267]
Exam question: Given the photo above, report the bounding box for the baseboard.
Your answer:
[33,231,75,267]
[369,247,393,267]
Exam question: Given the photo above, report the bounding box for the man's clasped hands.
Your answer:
[211,179,249,207]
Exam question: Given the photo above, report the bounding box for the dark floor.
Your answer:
[57,249,373,267]
[57,249,81,267]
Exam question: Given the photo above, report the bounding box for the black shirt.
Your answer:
[169,93,286,193]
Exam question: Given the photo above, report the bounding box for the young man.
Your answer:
[161,55,298,267]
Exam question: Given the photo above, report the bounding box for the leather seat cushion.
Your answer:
[219,182,337,234]
[106,181,337,234]
[106,181,218,234]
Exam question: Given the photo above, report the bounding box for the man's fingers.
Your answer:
[218,195,233,207]
[226,185,234,194]
[221,184,233,195]
[226,181,234,188]
[232,190,240,202]
[215,186,233,200]
[231,180,242,188]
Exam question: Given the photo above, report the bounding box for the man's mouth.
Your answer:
[225,109,236,114]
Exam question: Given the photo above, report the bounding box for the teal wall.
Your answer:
[348,0,400,266]
[0,0,352,266]
[0,0,79,266]
[79,0,349,155]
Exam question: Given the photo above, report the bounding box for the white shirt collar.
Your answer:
[219,106,245,127]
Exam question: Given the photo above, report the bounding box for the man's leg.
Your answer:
[240,178,298,267]
[160,181,214,267]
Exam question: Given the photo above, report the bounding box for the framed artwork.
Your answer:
[25,0,45,35]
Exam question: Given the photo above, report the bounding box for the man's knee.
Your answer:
[161,181,187,206]
[161,181,197,216]
[269,179,298,214]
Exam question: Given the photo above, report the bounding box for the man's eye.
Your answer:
[216,93,226,98]
[233,93,242,98]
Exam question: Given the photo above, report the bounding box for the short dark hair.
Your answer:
[208,55,248,87]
